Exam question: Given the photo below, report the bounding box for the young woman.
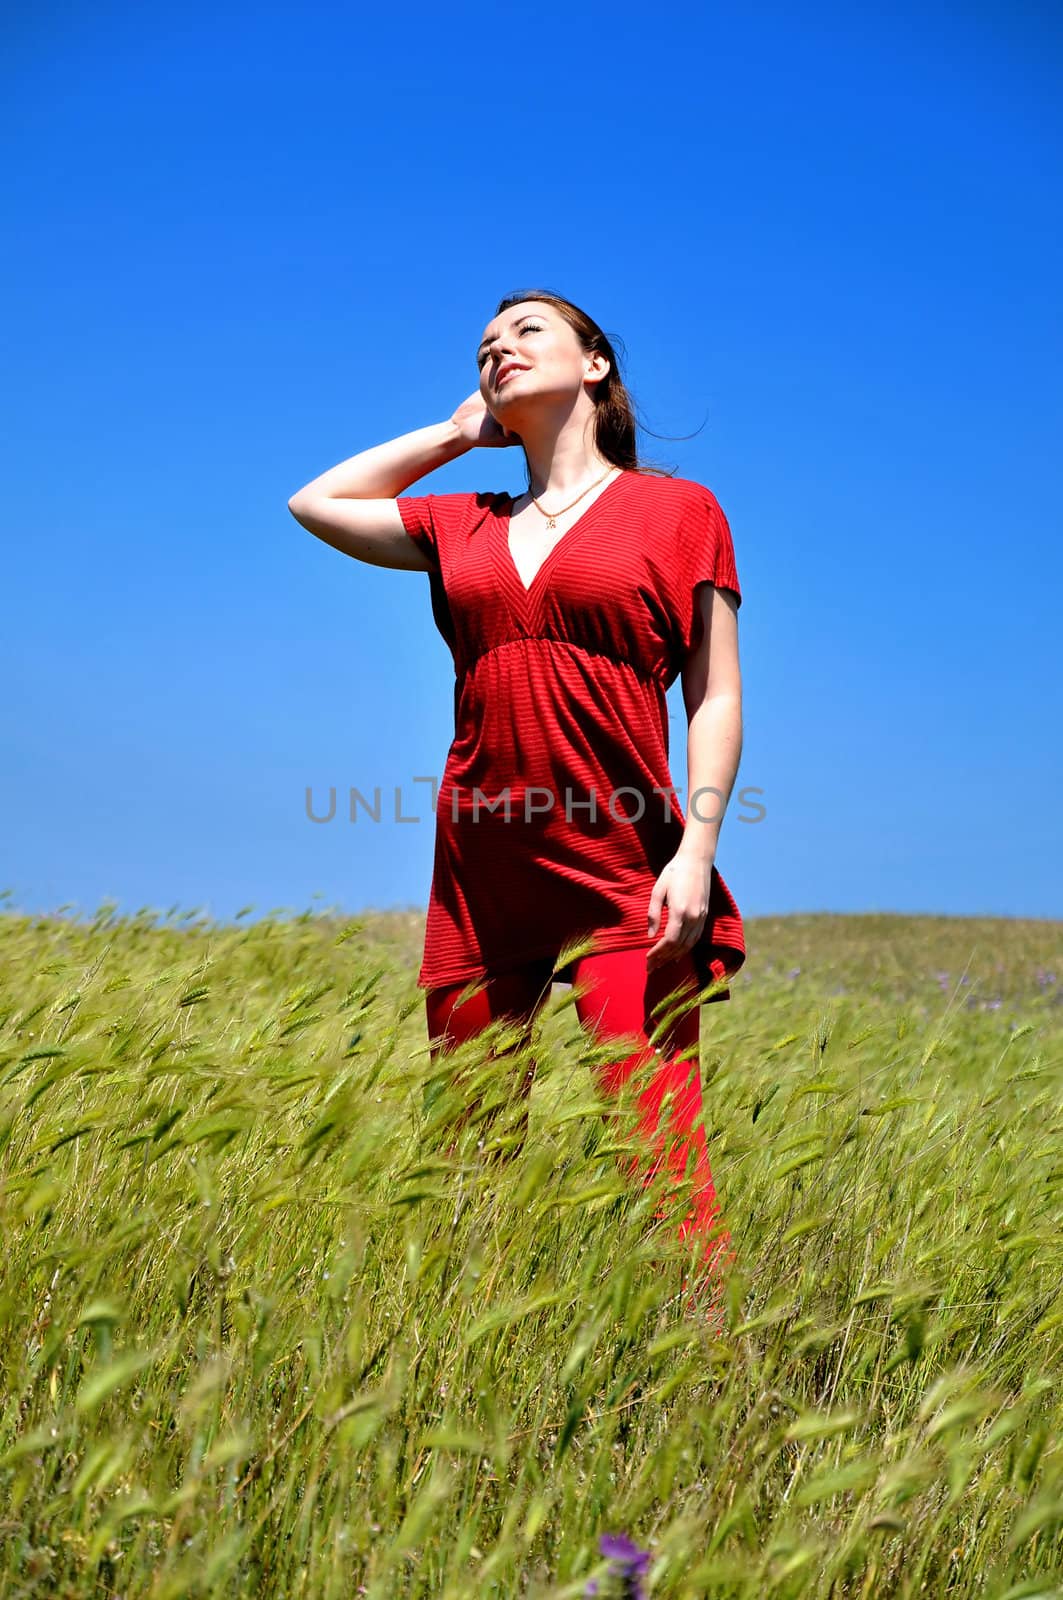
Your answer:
[288,290,745,1306]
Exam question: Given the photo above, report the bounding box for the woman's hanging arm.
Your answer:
[677,584,743,866]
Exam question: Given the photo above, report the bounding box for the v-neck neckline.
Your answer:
[500,468,630,599]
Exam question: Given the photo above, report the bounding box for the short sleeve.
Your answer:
[395,494,441,564]
[673,484,742,656]
[395,491,482,570]
[393,490,487,666]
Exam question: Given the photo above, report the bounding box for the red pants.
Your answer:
[425,946,732,1285]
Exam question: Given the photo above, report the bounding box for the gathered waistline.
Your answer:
[458,635,664,688]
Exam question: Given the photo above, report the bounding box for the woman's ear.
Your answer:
[584,350,611,388]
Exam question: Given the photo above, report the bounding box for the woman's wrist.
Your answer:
[434,417,474,461]
[675,835,717,867]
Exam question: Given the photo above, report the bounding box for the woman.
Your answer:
[288,290,745,1306]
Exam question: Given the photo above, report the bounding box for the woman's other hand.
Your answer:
[646,853,711,970]
[450,391,522,449]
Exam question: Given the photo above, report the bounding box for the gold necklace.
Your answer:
[528,465,617,530]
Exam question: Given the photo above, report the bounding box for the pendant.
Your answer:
[546,516,557,529]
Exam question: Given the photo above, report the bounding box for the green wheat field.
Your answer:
[1,898,1061,1599]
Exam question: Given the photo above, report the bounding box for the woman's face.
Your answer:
[477,301,608,420]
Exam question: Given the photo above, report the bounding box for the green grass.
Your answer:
[1,901,1061,1598]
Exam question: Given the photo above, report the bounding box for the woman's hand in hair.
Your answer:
[450,391,522,449]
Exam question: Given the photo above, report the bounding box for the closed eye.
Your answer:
[477,321,543,369]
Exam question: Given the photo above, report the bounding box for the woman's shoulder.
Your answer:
[626,470,721,512]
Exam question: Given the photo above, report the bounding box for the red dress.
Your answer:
[396,469,745,1001]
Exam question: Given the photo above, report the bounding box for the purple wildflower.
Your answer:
[787,967,801,980]
[585,1533,653,1598]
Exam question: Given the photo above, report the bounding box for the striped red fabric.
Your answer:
[396,469,745,1000]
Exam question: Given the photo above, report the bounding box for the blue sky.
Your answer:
[3,0,1061,930]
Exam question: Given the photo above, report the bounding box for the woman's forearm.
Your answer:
[677,694,743,864]
[290,419,472,502]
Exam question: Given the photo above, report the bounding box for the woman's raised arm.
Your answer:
[286,419,466,570]
[287,395,518,570]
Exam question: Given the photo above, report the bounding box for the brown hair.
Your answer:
[491,289,674,482]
